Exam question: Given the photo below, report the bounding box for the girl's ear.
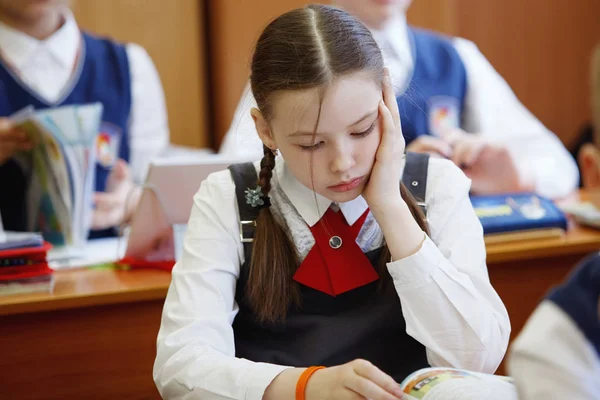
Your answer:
[579,144,600,189]
[251,108,277,150]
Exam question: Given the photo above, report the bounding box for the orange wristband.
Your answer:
[295,366,325,400]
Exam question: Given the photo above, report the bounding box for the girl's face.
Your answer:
[255,71,383,203]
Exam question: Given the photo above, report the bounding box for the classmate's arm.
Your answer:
[385,159,511,373]
[218,83,266,160]
[126,43,170,184]
[453,38,579,199]
[153,170,291,400]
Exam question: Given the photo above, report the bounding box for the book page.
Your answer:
[36,103,102,247]
[12,103,103,248]
[400,368,517,400]
[17,118,72,245]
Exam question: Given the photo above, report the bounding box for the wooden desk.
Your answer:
[2,215,600,397]
[0,269,171,400]
[487,222,600,264]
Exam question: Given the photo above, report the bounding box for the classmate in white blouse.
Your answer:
[0,0,169,236]
[221,0,578,200]
[154,5,510,400]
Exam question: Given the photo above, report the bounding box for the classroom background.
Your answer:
[70,0,600,153]
[2,0,600,399]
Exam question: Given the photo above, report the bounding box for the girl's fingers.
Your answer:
[382,68,401,130]
[346,376,401,400]
[378,100,396,159]
[351,360,404,399]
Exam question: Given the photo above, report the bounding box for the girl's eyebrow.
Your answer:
[288,109,378,137]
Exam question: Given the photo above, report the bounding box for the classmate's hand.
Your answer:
[91,159,141,230]
[363,69,406,212]
[405,135,453,158]
[306,359,405,400]
[442,129,531,194]
[0,118,34,166]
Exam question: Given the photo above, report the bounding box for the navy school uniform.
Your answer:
[397,28,467,145]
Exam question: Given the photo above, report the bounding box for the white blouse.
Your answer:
[153,156,511,400]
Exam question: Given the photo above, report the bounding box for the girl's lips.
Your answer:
[328,176,364,192]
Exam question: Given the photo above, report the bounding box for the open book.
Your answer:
[399,368,517,400]
[11,104,102,249]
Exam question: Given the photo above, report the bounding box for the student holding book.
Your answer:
[0,0,169,237]
[154,5,510,399]
[221,0,578,200]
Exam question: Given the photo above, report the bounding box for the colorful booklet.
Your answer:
[399,367,517,400]
[11,103,103,249]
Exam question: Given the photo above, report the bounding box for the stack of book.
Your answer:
[0,232,54,295]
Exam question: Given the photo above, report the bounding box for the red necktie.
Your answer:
[293,208,379,296]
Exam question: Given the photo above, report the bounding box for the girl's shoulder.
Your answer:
[195,160,264,209]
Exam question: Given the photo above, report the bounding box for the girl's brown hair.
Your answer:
[247,4,428,323]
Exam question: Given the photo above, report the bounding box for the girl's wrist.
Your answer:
[368,194,406,219]
[373,200,426,261]
[298,366,326,400]
[262,368,304,400]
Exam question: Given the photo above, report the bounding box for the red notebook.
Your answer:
[0,242,53,281]
[0,242,52,259]
[116,256,175,272]
[0,265,53,281]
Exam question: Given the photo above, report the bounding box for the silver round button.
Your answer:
[329,236,342,249]
[412,181,419,186]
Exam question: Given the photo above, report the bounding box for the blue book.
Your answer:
[470,193,567,235]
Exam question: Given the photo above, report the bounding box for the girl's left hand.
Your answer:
[362,68,406,211]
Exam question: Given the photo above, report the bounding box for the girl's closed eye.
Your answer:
[299,141,325,151]
[352,121,377,138]
[299,121,376,151]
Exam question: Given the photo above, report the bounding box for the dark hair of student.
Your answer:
[248,4,428,323]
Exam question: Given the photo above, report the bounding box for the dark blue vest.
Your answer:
[0,32,131,236]
[398,28,468,145]
[547,253,600,358]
